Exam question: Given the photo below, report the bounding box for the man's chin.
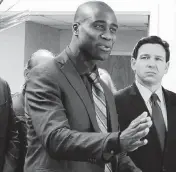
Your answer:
[98,55,110,61]
[143,78,157,85]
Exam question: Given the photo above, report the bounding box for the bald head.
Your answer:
[30,49,54,69]
[70,1,118,62]
[74,1,115,23]
[24,49,54,78]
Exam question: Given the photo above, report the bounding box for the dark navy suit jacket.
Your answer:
[115,83,176,172]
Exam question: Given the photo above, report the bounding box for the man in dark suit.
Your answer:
[12,49,54,172]
[24,1,152,172]
[115,36,176,172]
[0,77,20,172]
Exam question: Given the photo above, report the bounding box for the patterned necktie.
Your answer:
[88,72,112,172]
[151,93,166,151]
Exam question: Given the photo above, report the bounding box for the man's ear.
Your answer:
[24,68,29,79]
[72,22,79,36]
[131,57,136,71]
[165,61,170,74]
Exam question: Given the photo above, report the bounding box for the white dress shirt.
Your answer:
[135,80,168,130]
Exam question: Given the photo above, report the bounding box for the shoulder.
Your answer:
[0,77,7,87]
[116,85,133,96]
[163,88,176,103]
[115,85,133,101]
[30,49,67,77]
[0,77,11,105]
[0,77,10,94]
[28,58,63,83]
[26,53,67,93]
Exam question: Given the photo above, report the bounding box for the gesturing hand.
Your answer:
[120,112,152,152]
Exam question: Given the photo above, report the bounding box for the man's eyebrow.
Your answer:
[155,55,164,58]
[139,54,164,58]
[139,54,150,57]
[94,20,118,28]
[112,23,118,28]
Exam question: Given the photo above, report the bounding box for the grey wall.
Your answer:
[24,21,60,64]
[112,29,148,53]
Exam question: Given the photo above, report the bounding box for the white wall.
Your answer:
[0,23,25,93]
[59,29,148,54]
[149,1,176,92]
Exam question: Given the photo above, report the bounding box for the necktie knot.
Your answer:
[88,72,99,83]
[151,93,159,103]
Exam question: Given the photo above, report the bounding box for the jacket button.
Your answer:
[162,166,166,172]
[110,150,114,155]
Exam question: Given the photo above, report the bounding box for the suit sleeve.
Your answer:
[25,66,121,163]
[3,82,20,172]
[117,154,142,172]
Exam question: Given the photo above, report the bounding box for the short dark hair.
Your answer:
[132,36,170,62]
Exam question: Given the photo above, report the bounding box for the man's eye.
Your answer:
[95,25,105,30]
[155,57,162,61]
[141,56,148,59]
[110,27,117,33]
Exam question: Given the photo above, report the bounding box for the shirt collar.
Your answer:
[155,86,163,103]
[135,80,163,103]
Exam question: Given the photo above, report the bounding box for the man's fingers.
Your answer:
[129,139,148,152]
[135,120,152,132]
[132,128,150,141]
[130,115,152,129]
[130,112,148,128]
[139,117,152,125]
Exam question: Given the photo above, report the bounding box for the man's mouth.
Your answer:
[98,45,111,52]
[146,71,156,75]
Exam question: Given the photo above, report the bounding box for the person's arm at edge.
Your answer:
[3,82,20,172]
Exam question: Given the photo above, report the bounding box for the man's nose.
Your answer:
[101,30,113,41]
[147,57,156,67]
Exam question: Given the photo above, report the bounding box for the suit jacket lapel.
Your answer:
[57,48,100,132]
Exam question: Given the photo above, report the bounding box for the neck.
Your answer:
[136,77,161,93]
[69,42,97,73]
